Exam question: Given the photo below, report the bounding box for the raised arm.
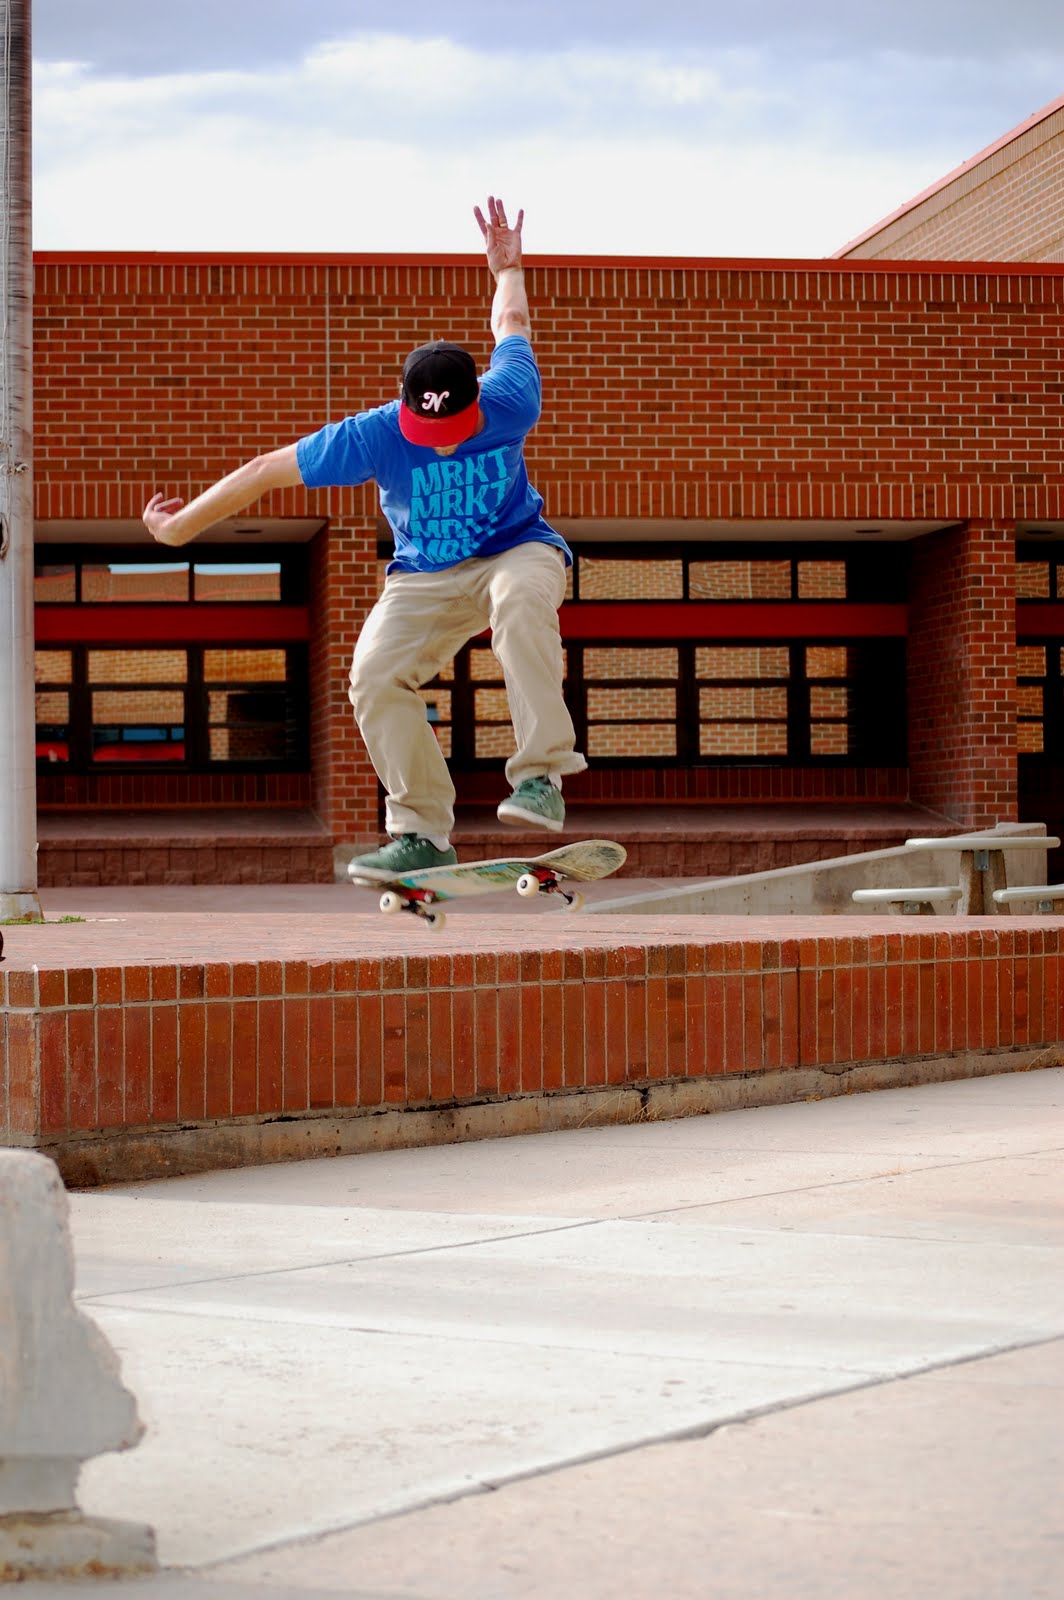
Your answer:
[142,443,304,548]
[474,195,532,345]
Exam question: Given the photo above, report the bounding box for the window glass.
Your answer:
[810,724,850,755]
[194,563,282,602]
[92,689,185,724]
[588,688,676,719]
[207,688,288,764]
[1016,563,1050,599]
[88,650,188,684]
[34,564,76,602]
[35,687,70,765]
[419,689,451,757]
[700,686,787,720]
[476,726,517,759]
[701,725,788,756]
[35,650,72,684]
[470,648,503,681]
[689,561,791,599]
[696,646,789,678]
[810,686,848,719]
[82,563,189,602]
[474,688,510,721]
[579,558,683,600]
[588,725,676,756]
[35,691,69,721]
[806,646,849,678]
[91,688,185,763]
[204,649,287,682]
[584,647,677,679]
[209,726,287,761]
[797,560,846,598]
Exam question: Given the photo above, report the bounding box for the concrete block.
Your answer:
[0,1151,156,1575]
[0,1511,156,1581]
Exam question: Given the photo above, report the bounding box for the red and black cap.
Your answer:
[398,341,481,447]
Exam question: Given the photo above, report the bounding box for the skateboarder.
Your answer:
[143,197,586,880]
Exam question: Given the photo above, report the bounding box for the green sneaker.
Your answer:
[348,834,457,881]
[496,775,565,832]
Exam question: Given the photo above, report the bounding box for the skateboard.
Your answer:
[348,839,627,929]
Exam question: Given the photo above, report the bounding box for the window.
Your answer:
[398,543,908,768]
[554,549,898,603]
[1017,644,1054,758]
[33,547,309,772]
[34,646,308,772]
[81,563,191,603]
[419,637,904,768]
[34,550,301,604]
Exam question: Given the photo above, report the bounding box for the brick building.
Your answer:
[836,91,1064,262]
[30,175,1064,879]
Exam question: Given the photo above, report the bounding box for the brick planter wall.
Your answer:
[2,917,1061,1184]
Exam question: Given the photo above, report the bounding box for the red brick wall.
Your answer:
[908,522,1016,827]
[33,253,1064,835]
[839,101,1064,263]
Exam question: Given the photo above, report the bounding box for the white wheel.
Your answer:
[379,891,404,915]
[423,908,446,931]
[516,873,541,898]
[562,890,585,914]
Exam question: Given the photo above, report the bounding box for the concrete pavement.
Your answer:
[24,1067,1064,1598]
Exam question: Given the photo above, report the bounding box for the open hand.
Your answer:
[474,195,524,276]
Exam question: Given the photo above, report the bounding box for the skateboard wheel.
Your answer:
[516,873,541,898]
[562,890,585,914]
[423,908,446,930]
[379,891,405,915]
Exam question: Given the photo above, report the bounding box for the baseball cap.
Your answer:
[399,341,481,447]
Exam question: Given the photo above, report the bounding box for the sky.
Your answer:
[28,0,1064,259]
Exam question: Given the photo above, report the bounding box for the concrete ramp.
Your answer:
[588,822,1054,916]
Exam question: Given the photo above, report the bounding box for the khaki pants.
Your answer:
[349,542,587,839]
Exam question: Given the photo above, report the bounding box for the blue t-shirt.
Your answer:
[296,335,571,574]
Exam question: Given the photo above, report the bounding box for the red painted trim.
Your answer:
[32,249,1064,279]
[34,605,310,644]
[833,91,1064,258]
[1017,605,1064,637]
[559,602,907,640]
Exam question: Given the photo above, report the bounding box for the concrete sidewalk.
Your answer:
[29,1069,1064,1599]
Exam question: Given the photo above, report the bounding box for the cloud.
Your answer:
[32,0,1064,75]
[30,31,1062,255]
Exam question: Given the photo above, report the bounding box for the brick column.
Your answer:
[907,520,1016,827]
[308,517,381,846]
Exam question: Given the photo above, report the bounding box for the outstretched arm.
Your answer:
[142,443,304,547]
[474,195,531,345]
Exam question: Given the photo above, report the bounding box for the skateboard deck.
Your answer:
[349,839,626,928]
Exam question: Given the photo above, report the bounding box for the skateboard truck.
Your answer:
[378,888,447,929]
[515,868,585,913]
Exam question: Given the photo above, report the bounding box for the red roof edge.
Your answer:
[831,90,1064,259]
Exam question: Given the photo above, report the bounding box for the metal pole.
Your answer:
[0,0,40,921]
